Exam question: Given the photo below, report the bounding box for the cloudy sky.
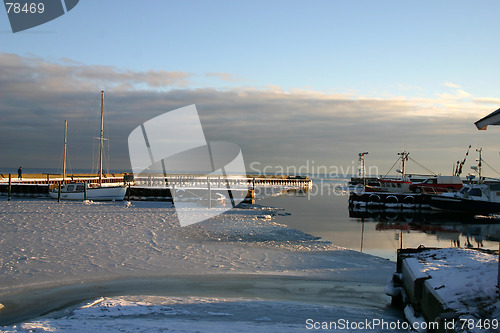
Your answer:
[1,0,500,177]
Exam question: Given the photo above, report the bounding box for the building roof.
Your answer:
[475,107,500,130]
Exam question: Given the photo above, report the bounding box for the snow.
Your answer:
[0,198,406,331]
[404,248,500,332]
[1,296,406,333]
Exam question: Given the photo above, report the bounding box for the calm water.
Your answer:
[260,178,500,261]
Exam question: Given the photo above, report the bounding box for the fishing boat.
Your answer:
[378,151,413,193]
[425,183,500,214]
[49,91,127,201]
[425,149,500,214]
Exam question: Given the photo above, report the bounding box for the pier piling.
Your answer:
[8,174,11,201]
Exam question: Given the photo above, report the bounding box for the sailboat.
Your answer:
[49,91,127,201]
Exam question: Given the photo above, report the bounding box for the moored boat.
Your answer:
[425,149,500,214]
[49,182,127,201]
[50,91,127,201]
[425,182,500,214]
[378,151,413,193]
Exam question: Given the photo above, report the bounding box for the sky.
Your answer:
[1,0,500,177]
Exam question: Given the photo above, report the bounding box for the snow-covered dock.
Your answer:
[387,247,500,332]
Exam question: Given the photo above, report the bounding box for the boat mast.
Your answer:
[63,119,67,184]
[99,91,104,186]
[398,151,409,180]
[358,152,369,186]
[477,148,483,183]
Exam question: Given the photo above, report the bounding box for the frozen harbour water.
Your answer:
[0,199,404,332]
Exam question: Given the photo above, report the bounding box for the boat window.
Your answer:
[397,183,401,188]
[468,188,482,197]
[67,185,74,192]
[459,187,469,194]
[76,185,84,191]
[392,183,396,188]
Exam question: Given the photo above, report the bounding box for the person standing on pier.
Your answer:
[18,166,22,180]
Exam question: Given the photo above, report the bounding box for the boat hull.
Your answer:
[49,186,127,201]
[425,194,500,214]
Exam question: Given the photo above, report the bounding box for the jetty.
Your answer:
[0,173,312,201]
[349,191,429,210]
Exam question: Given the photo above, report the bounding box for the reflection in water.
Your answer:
[260,178,500,261]
[349,207,500,252]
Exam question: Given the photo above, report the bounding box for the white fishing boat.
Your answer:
[49,91,127,201]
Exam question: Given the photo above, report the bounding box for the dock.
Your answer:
[349,191,429,209]
[0,173,313,200]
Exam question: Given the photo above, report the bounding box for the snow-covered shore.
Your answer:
[0,199,404,332]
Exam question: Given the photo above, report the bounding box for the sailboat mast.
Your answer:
[99,91,104,185]
[63,119,67,184]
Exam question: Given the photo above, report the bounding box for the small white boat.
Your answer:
[49,182,127,201]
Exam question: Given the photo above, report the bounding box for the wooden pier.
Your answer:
[0,174,312,200]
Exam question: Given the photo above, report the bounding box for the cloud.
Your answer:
[0,53,498,176]
[0,53,193,93]
[443,82,461,89]
[205,72,242,82]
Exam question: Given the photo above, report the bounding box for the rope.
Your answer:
[383,158,400,178]
[481,158,500,177]
[408,157,437,176]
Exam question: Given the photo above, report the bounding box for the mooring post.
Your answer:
[58,183,61,202]
[127,183,131,201]
[8,174,11,201]
[84,181,87,201]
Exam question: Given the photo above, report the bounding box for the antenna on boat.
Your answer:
[477,148,483,183]
[99,91,104,186]
[397,151,409,179]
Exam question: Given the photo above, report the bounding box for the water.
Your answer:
[260,178,500,261]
